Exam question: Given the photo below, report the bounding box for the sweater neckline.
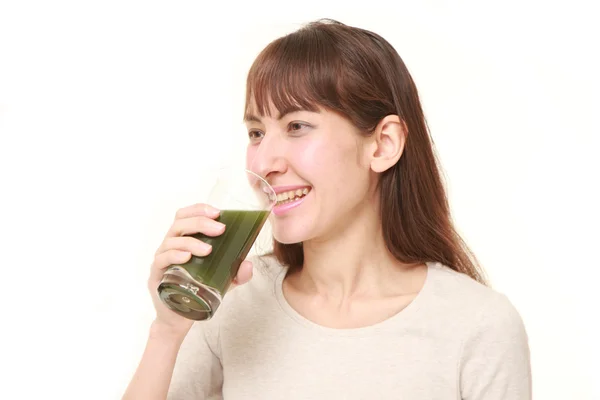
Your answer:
[272,261,440,337]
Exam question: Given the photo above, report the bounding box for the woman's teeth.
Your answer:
[276,188,310,204]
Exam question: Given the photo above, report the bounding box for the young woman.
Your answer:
[123,19,532,400]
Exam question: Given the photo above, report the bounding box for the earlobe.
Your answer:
[370,115,407,173]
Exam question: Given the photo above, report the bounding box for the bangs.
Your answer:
[244,28,344,120]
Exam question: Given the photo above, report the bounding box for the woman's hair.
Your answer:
[244,19,487,285]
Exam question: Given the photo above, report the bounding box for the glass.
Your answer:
[157,167,276,321]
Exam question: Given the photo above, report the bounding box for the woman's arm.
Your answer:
[122,322,188,400]
[122,319,223,400]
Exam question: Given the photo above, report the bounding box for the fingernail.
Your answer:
[206,205,220,216]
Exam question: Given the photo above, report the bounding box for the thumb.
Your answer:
[230,260,254,289]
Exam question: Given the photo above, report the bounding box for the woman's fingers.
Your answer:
[165,216,225,239]
[155,235,213,257]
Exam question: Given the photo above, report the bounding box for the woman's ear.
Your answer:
[369,115,407,173]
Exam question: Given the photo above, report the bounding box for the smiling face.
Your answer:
[241,22,409,247]
[245,102,378,245]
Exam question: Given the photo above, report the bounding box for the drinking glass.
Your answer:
[157,167,276,320]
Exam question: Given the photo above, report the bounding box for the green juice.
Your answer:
[158,209,269,320]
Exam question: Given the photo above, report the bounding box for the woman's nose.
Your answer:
[247,132,288,181]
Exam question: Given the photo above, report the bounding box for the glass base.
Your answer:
[157,266,222,321]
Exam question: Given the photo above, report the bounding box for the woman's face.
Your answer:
[245,101,378,244]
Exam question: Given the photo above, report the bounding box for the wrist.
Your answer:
[148,320,190,344]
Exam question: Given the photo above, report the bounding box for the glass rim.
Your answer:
[210,166,277,207]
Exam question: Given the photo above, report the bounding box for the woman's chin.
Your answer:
[272,228,308,245]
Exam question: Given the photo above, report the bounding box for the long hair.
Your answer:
[244,19,487,285]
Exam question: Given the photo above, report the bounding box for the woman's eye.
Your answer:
[248,130,264,140]
[288,122,310,133]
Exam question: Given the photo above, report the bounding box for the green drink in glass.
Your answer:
[157,167,276,321]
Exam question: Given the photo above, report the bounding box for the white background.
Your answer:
[1,1,598,399]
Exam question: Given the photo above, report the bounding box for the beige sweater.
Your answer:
[167,256,532,399]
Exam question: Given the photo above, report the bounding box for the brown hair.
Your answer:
[244,19,487,285]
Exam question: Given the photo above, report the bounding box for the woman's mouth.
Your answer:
[276,187,311,205]
[272,186,312,216]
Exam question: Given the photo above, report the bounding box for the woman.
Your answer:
[123,19,532,400]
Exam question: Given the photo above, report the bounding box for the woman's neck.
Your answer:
[293,205,423,301]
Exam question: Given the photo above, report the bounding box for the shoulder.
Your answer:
[428,261,530,347]
[426,262,529,345]
[429,264,533,398]
[427,262,521,316]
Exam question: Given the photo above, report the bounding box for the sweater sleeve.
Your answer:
[167,319,223,400]
[459,293,532,400]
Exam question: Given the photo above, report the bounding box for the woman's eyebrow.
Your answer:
[244,106,319,123]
